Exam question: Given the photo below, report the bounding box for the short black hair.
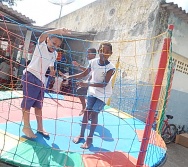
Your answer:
[88,48,97,54]
[99,42,112,51]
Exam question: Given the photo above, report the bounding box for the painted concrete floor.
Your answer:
[0,142,188,167]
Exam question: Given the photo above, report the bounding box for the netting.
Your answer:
[0,13,174,167]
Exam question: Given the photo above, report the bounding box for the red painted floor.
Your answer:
[0,96,82,123]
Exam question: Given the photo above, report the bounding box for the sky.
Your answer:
[8,0,188,26]
[166,0,188,11]
[12,0,97,26]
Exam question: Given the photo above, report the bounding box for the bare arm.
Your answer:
[72,61,86,71]
[78,66,87,71]
[49,66,56,76]
[69,67,91,79]
[39,28,71,44]
[60,67,91,80]
[78,69,115,88]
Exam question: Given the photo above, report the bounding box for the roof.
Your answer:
[0,20,94,42]
[0,21,54,41]
[0,2,93,42]
[0,2,35,25]
[161,2,188,23]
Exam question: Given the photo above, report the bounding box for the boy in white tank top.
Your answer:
[64,42,115,149]
[21,28,71,139]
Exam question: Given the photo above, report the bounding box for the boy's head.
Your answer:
[46,34,63,52]
[87,48,96,60]
[98,42,113,61]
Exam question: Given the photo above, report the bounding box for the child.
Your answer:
[72,48,97,116]
[0,57,11,83]
[50,73,69,93]
[47,52,70,93]
[21,28,71,138]
[64,42,115,149]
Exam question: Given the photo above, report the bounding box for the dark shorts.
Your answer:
[76,87,88,96]
[0,78,9,84]
[21,72,44,110]
[86,95,105,113]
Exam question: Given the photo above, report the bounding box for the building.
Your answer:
[46,0,188,130]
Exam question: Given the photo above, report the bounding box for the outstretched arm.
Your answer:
[39,28,71,44]
[72,61,87,71]
[78,69,115,88]
[59,67,91,80]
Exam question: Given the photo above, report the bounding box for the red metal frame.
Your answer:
[136,24,174,166]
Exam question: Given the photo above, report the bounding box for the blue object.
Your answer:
[44,92,64,100]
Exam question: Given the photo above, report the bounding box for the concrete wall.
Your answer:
[47,0,164,80]
[169,14,188,58]
[46,0,188,129]
[164,12,188,130]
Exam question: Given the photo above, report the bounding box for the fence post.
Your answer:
[136,24,174,167]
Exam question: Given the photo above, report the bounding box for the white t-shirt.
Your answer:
[87,58,115,103]
[23,41,57,83]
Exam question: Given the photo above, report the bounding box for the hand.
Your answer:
[50,70,56,76]
[59,71,70,80]
[59,28,71,35]
[77,81,89,87]
[58,71,64,76]
[72,61,80,67]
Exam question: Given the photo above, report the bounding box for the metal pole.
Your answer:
[59,4,63,19]
[136,24,174,167]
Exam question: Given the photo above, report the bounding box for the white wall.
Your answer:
[46,0,188,129]
[165,12,188,129]
[47,0,163,82]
